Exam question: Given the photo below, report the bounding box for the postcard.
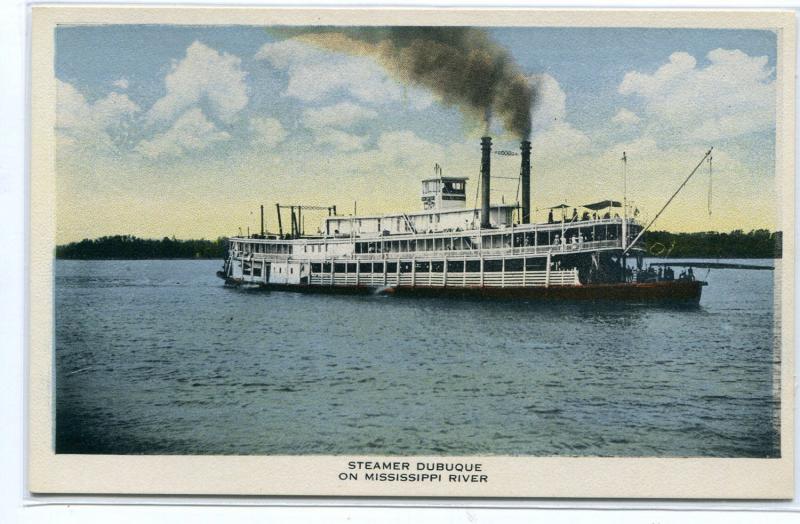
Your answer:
[28,6,794,498]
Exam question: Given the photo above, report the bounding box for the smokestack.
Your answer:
[520,140,531,224]
[480,136,492,229]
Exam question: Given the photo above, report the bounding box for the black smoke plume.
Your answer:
[277,27,535,139]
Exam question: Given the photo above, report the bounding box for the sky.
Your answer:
[55,25,778,243]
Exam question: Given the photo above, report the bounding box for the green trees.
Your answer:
[55,235,226,259]
[643,229,781,259]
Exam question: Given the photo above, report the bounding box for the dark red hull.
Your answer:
[221,273,706,303]
[387,280,705,302]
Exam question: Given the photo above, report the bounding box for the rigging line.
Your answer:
[708,155,713,216]
[472,166,481,229]
[623,147,714,256]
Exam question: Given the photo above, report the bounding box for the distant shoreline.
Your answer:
[55,230,782,260]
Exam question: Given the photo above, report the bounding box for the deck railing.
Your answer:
[236,239,622,262]
[307,269,580,288]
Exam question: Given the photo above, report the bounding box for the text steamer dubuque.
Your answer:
[218,137,708,302]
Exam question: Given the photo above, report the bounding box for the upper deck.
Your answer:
[228,215,643,262]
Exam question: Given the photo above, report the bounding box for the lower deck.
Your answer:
[217,273,705,303]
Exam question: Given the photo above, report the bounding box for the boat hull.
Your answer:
[387,280,705,302]
[218,272,705,303]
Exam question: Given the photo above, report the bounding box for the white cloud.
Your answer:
[302,102,378,130]
[612,108,641,126]
[113,78,129,90]
[376,130,445,165]
[619,49,775,142]
[57,79,140,151]
[147,41,248,125]
[250,117,287,147]
[532,122,591,159]
[529,73,567,132]
[312,128,367,152]
[255,39,433,109]
[135,108,230,159]
[524,74,591,159]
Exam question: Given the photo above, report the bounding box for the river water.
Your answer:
[55,259,781,457]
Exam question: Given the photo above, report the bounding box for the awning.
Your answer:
[582,200,622,211]
[547,203,570,209]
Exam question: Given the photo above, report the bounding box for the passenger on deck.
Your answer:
[603,212,611,219]
[572,208,578,221]
[582,211,590,220]
[548,210,554,223]
[688,267,694,281]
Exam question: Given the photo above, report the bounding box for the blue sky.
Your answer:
[54,25,778,242]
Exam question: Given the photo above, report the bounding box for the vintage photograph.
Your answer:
[28,7,794,497]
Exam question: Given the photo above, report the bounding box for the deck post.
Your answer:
[443,257,447,287]
[330,258,334,287]
[545,252,551,288]
[480,256,485,287]
[523,256,527,287]
[412,258,416,288]
[356,260,360,287]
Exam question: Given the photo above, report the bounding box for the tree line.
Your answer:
[55,235,226,259]
[643,229,781,259]
[55,230,782,260]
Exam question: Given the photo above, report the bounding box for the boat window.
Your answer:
[311,263,321,273]
[484,259,503,272]
[466,260,481,272]
[399,261,412,273]
[346,263,357,273]
[323,263,331,272]
[415,261,430,272]
[431,261,443,272]
[386,262,397,273]
[525,258,546,271]
[505,258,524,271]
[373,262,384,273]
[447,260,464,272]
[359,263,371,273]
[334,263,346,273]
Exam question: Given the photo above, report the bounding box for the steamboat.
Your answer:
[218,137,709,302]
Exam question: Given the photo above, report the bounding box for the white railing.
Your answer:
[308,269,580,288]
[234,239,623,262]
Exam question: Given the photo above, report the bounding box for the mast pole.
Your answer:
[623,147,713,256]
[622,152,628,280]
[622,152,627,252]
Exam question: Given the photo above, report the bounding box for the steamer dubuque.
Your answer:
[218,137,709,302]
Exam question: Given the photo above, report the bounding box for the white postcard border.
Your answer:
[27,6,796,499]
